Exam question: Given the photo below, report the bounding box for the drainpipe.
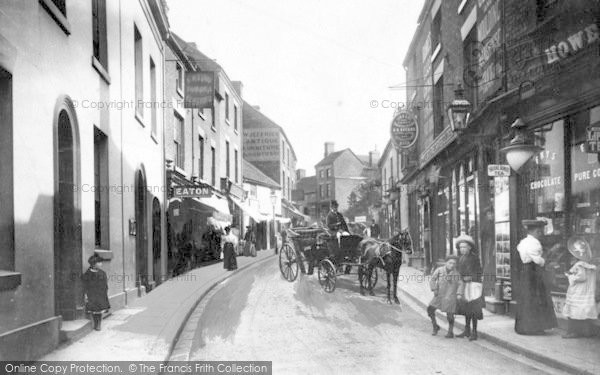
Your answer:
[118,0,127,303]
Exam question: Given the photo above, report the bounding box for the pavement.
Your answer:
[396,265,600,375]
[41,250,275,362]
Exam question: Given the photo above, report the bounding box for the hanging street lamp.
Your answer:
[500,118,543,172]
[447,83,472,133]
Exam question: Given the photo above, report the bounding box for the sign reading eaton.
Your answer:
[487,164,511,177]
[184,71,215,109]
[172,184,213,198]
[390,110,418,150]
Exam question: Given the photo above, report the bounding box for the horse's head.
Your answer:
[391,230,413,255]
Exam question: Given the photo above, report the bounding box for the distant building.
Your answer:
[292,169,317,221]
[314,143,379,220]
[243,103,297,204]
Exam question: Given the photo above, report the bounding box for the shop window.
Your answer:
[0,68,14,271]
[94,127,109,249]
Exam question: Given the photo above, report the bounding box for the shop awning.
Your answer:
[230,196,269,222]
[194,195,232,221]
[282,201,310,221]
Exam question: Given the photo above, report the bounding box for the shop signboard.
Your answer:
[390,110,418,150]
[184,71,215,109]
[487,164,511,177]
[243,129,280,161]
[172,184,213,198]
[585,124,600,153]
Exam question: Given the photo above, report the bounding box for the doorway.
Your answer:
[135,169,148,290]
[152,197,162,286]
[54,106,82,320]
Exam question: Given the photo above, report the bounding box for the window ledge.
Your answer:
[39,0,71,35]
[94,249,113,261]
[197,110,206,120]
[225,119,231,126]
[211,126,217,133]
[0,270,22,291]
[151,132,159,144]
[135,112,145,127]
[92,56,111,85]
[234,129,239,135]
[176,87,184,98]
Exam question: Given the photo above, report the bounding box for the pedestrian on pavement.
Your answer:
[455,234,484,341]
[222,226,238,271]
[562,237,598,338]
[514,219,557,335]
[244,225,256,257]
[369,219,380,239]
[81,254,110,331]
[428,255,461,338]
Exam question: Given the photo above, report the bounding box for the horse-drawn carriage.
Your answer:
[278,227,379,293]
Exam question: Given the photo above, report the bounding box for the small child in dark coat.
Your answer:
[427,255,461,338]
[82,254,110,331]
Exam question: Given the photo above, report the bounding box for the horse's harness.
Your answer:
[371,232,413,267]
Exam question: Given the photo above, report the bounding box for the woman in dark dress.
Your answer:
[222,226,238,271]
[81,254,110,331]
[455,235,484,341]
[514,220,557,335]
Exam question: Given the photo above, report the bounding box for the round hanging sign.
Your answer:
[390,110,418,149]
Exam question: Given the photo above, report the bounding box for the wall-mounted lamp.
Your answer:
[500,118,543,172]
[447,83,472,133]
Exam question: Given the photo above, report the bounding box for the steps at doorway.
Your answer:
[59,319,91,343]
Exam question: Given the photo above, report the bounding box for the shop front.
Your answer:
[510,107,600,325]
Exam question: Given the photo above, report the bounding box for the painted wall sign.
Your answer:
[172,184,213,198]
[243,129,281,161]
[419,127,457,168]
[390,110,418,150]
[585,125,600,153]
[487,164,511,177]
[184,71,214,109]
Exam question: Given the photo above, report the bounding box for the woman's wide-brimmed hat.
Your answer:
[567,236,592,262]
[454,234,476,251]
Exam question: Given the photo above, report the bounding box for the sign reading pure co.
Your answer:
[172,184,212,198]
[390,110,418,150]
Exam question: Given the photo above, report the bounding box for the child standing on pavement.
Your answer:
[427,255,461,338]
[82,254,110,331]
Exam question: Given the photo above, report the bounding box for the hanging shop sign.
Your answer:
[391,110,418,150]
[585,124,600,153]
[172,184,213,198]
[184,71,215,109]
[487,164,511,177]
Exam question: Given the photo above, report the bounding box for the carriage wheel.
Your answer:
[318,259,336,293]
[279,243,299,282]
[358,266,378,290]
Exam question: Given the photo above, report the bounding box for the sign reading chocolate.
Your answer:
[530,176,562,190]
[390,110,418,150]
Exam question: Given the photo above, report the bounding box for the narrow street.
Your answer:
[172,259,558,375]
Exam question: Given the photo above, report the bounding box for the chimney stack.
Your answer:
[368,149,381,167]
[253,105,260,111]
[232,81,243,97]
[324,142,335,158]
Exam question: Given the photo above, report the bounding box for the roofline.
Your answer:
[315,148,363,168]
[242,177,281,189]
[166,33,195,71]
[378,140,395,168]
[244,102,297,161]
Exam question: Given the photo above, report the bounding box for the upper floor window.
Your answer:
[92,0,108,72]
[40,0,71,34]
[234,104,239,131]
[431,10,442,51]
[433,74,445,137]
[0,68,15,271]
[176,63,183,94]
[134,25,143,118]
[225,93,230,121]
[150,58,157,135]
[326,169,331,178]
[174,112,184,169]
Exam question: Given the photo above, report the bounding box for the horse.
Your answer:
[358,230,413,304]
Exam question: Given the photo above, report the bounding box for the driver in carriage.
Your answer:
[326,200,352,270]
